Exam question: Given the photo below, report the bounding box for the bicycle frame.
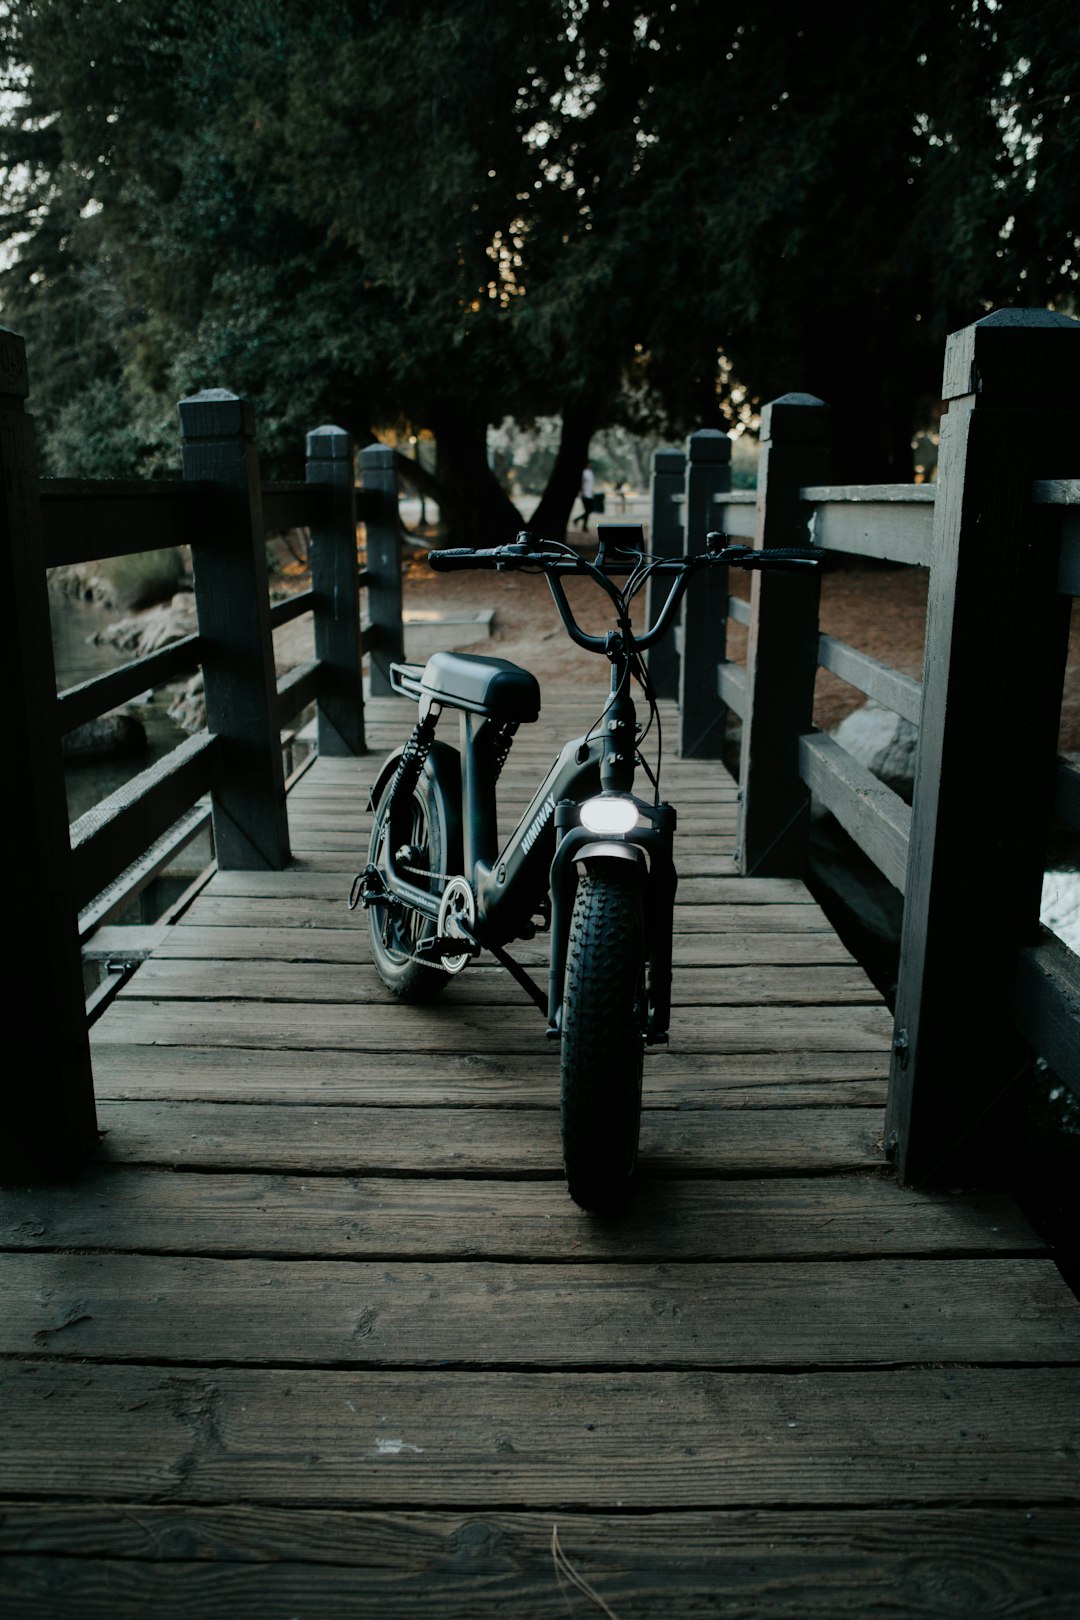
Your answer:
[360,525,821,1047]
[365,637,677,1044]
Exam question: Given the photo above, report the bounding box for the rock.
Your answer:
[167,672,206,735]
[90,593,197,657]
[62,711,147,761]
[830,700,918,801]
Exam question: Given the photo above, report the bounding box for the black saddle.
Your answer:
[417,651,541,721]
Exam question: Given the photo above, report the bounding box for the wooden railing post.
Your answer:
[678,429,731,757]
[306,424,364,755]
[736,393,830,876]
[646,447,686,701]
[888,309,1080,1185]
[179,389,291,870]
[360,443,404,697]
[0,328,98,1174]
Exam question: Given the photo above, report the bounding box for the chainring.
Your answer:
[436,875,477,973]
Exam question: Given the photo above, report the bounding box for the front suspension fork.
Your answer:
[546,799,677,1043]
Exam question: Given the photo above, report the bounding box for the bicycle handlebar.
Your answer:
[427,548,505,571]
[428,536,822,575]
[426,531,823,655]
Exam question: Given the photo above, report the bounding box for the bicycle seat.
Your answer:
[420,651,541,721]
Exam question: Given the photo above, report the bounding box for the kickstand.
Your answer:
[484,938,549,1016]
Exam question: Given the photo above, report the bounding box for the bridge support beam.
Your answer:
[646,447,687,702]
[307,425,364,755]
[180,390,291,871]
[736,393,831,877]
[678,430,732,758]
[888,309,1080,1184]
[0,329,98,1174]
[361,444,405,698]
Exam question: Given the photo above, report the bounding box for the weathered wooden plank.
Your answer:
[644,445,685,699]
[736,393,828,877]
[276,656,324,724]
[87,1044,888,1106]
[888,311,1080,1185]
[68,732,221,912]
[2,332,99,1172]
[90,998,894,1053]
[58,632,202,733]
[181,391,291,871]
[4,1253,1077,1366]
[800,487,935,567]
[679,429,732,757]
[3,1506,1077,1619]
[816,635,923,726]
[2,1361,1079,1504]
[118,958,881,1007]
[277,849,763,880]
[285,811,742,838]
[306,425,365,755]
[360,443,404,695]
[717,660,747,717]
[176,896,833,934]
[39,479,204,566]
[286,826,741,853]
[260,480,324,535]
[156,924,858,967]
[1055,511,1080,595]
[88,1100,884,1174]
[799,733,911,893]
[0,1169,1037,1260]
[1054,755,1080,830]
[1015,927,1080,1104]
[267,586,314,628]
[204,869,812,904]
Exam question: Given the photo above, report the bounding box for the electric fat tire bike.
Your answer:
[353,525,820,1212]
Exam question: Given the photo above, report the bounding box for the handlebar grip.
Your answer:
[740,547,823,570]
[428,548,504,571]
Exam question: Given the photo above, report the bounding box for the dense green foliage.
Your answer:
[2,1,1077,534]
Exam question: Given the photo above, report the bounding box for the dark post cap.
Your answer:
[306,425,351,459]
[360,442,396,472]
[653,448,687,475]
[759,393,829,445]
[942,307,1080,403]
[177,390,254,441]
[686,428,731,464]
[0,328,29,400]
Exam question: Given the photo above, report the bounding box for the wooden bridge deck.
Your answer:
[3,691,1080,1615]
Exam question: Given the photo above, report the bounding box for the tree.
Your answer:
[2,0,1077,519]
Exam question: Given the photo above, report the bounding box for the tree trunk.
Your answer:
[428,409,522,547]
[530,404,601,541]
[803,307,921,483]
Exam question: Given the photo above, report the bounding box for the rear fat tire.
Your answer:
[367,768,453,1003]
[560,860,646,1212]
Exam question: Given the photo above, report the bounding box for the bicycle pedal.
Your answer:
[415,934,479,961]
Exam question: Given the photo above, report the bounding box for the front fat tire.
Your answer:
[560,860,646,1213]
[367,774,451,1004]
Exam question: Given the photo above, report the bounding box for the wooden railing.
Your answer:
[653,308,1080,1189]
[1,331,409,1172]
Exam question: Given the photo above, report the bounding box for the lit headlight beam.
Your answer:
[578,795,640,836]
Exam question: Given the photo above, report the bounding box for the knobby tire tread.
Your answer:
[560,861,646,1212]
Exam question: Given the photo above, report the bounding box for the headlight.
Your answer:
[578,794,639,835]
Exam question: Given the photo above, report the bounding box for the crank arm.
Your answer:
[414,933,481,962]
